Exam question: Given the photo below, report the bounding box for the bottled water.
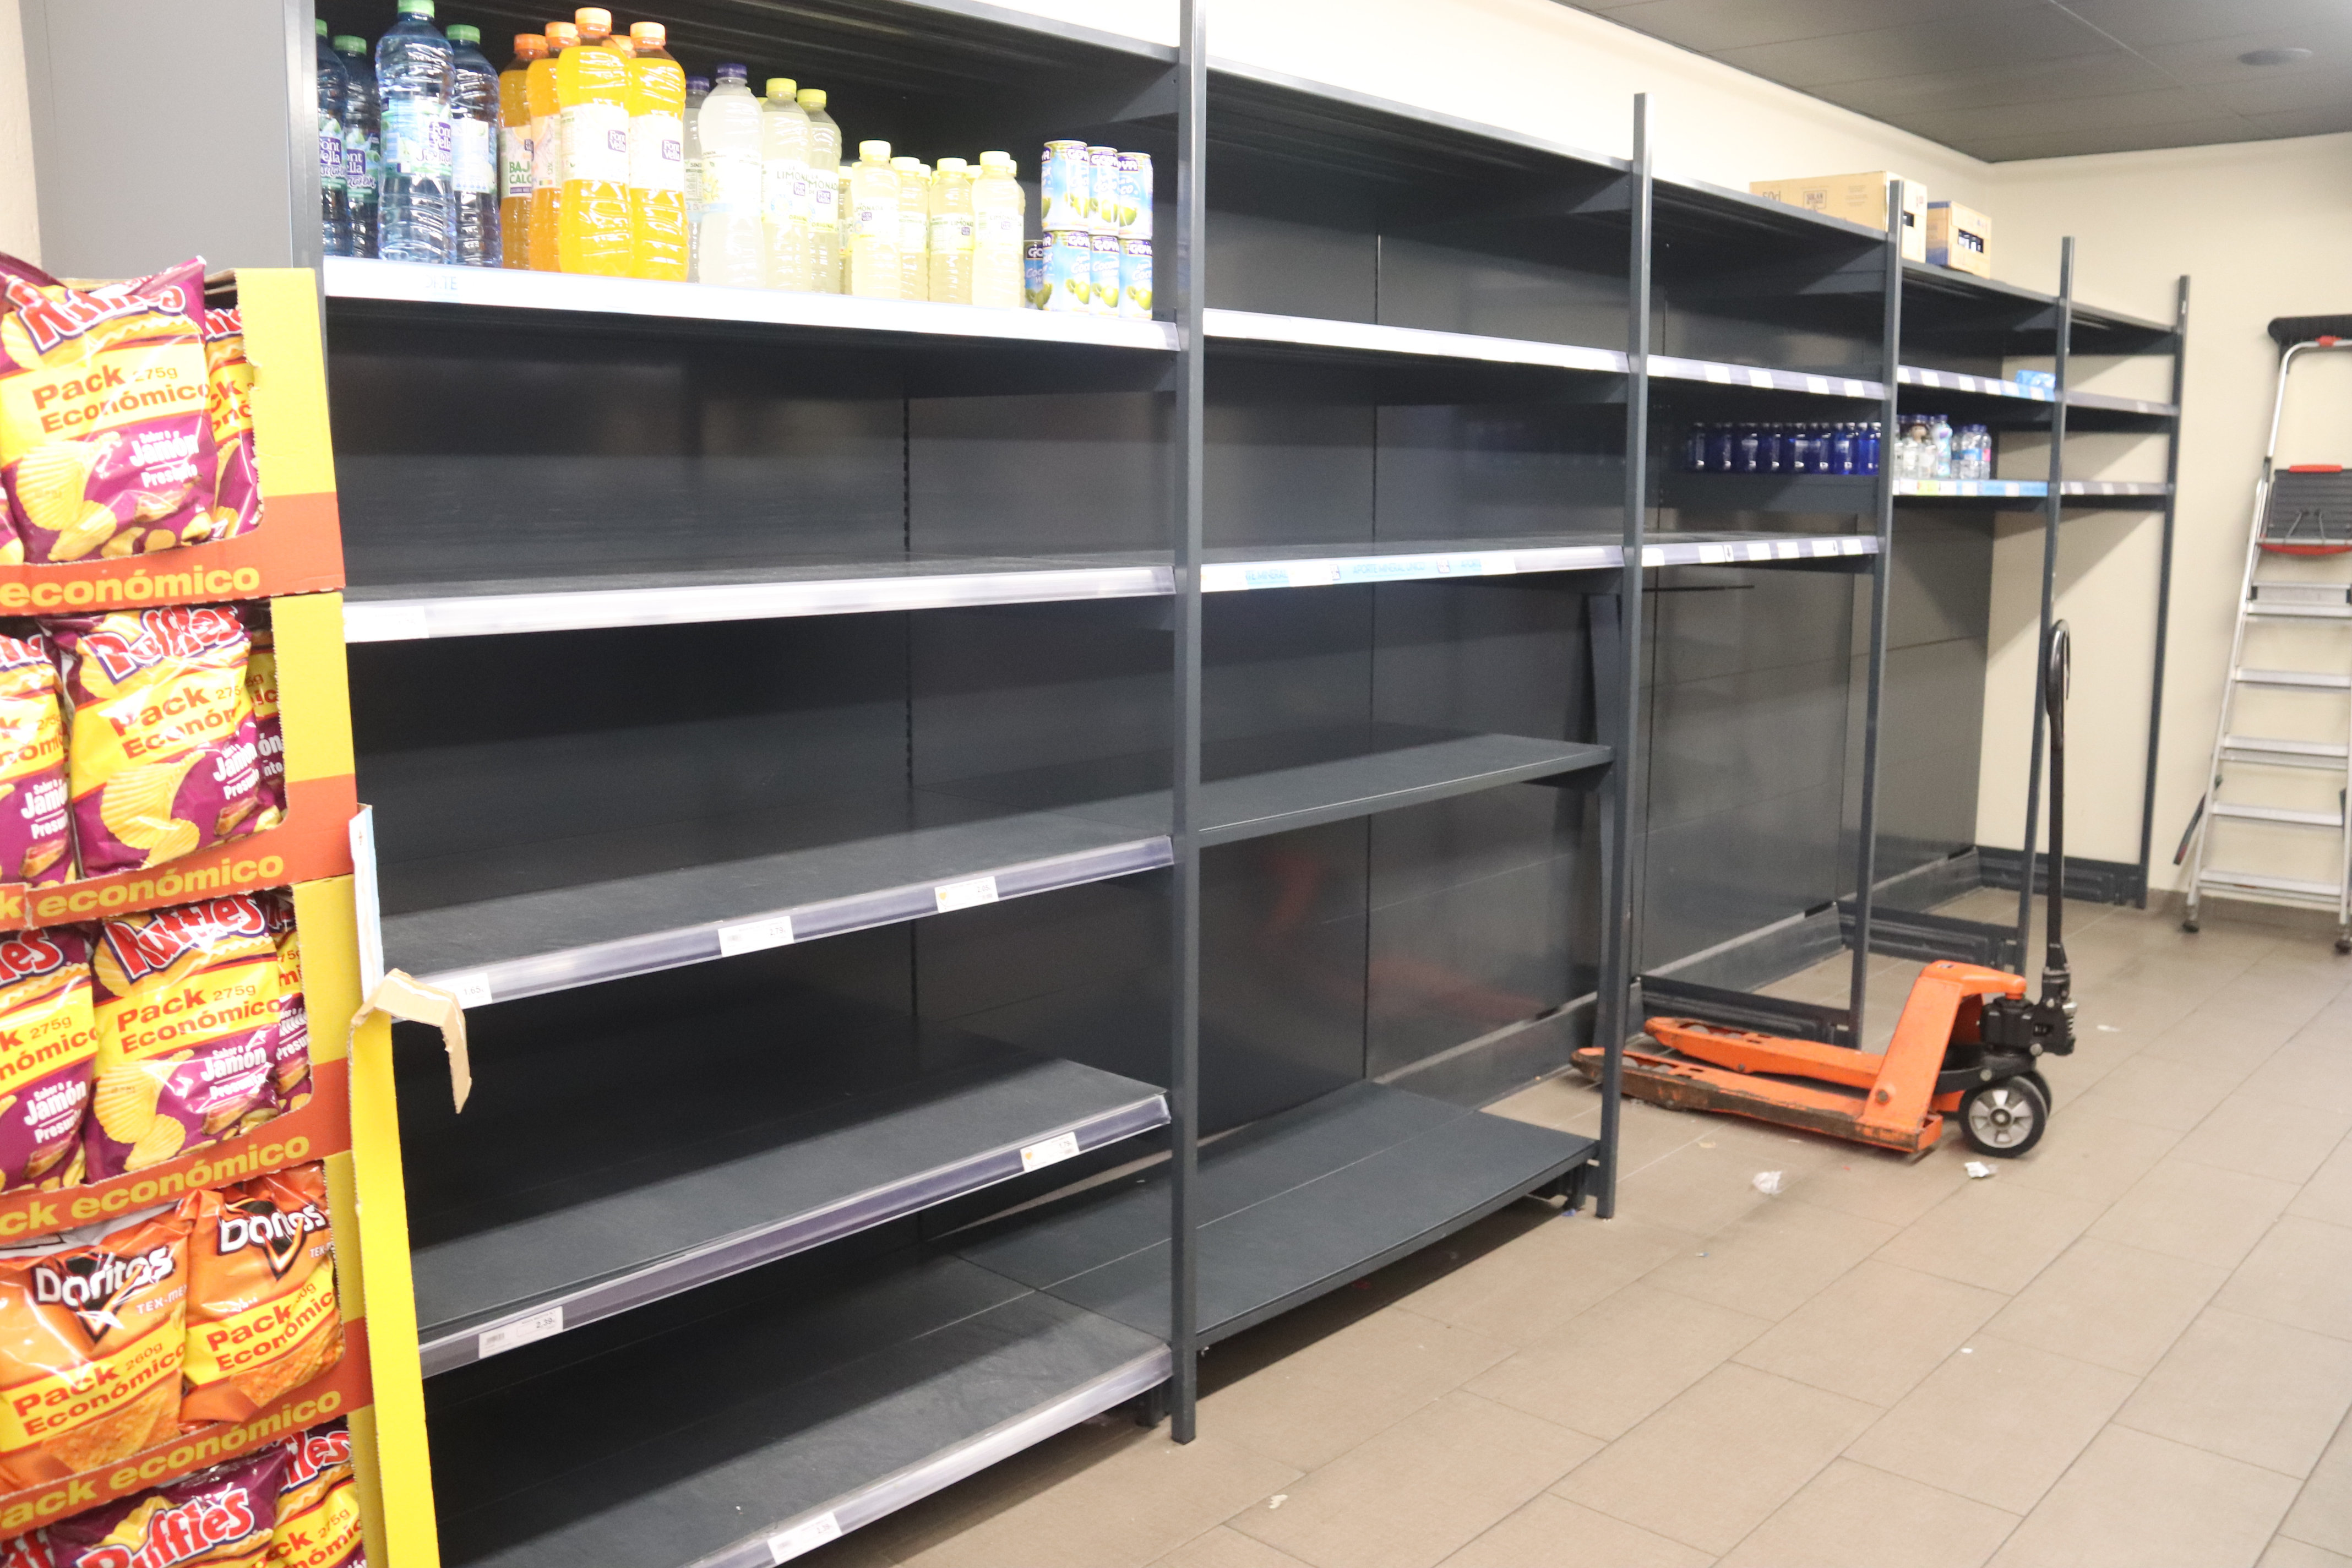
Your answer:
[695,64,764,288]
[333,35,379,258]
[683,75,709,280]
[315,20,350,258]
[377,0,455,263]
[446,25,502,266]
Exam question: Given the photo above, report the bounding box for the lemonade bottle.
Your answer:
[797,89,841,292]
[927,157,974,304]
[525,21,574,270]
[836,170,852,291]
[971,151,1024,309]
[846,140,900,298]
[892,156,929,300]
[625,23,687,280]
[682,74,709,280]
[498,34,543,267]
[759,79,811,290]
[555,8,630,275]
[695,64,764,287]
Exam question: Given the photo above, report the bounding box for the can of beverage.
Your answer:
[1090,231,1120,316]
[1118,237,1152,319]
[1114,151,1152,241]
[1041,140,1090,231]
[1087,145,1119,235]
[1042,229,1092,312]
[1025,239,1050,310]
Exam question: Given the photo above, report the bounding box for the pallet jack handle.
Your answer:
[2041,623,2075,1032]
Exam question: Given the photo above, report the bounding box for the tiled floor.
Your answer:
[803,891,2352,1568]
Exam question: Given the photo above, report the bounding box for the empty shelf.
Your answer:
[1646,534,1876,565]
[1649,356,1884,401]
[1196,731,1609,844]
[1201,539,1616,590]
[960,1080,1595,1344]
[1204,309,1625,374]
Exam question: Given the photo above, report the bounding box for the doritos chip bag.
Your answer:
[46,1440,288,1567]
[0,256,219,563]
[265,1423,358,1568]
[86,899,279,1182]
[256,897,304,1116]
[178,1164,337,1425]
[239,608,280,839]
[0,629,69,887]
[200,311,259,545]
[0,1207,188,1487]
[0,928,97,1193]
[49,607,262,875]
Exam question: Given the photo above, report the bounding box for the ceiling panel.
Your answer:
[1559,0,2352,159]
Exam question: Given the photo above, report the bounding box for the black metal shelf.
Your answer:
[1661,473,2171,515]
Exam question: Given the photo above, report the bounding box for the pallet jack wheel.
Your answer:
[2182,918,2200,934]
[1960,1076,2049,1158]
[2336,935,2351,955]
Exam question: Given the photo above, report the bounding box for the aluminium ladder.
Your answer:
[2184,318,2352,949]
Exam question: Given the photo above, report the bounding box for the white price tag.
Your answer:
[444,971,494,1009]
[767,1514,842,1563]
[478,1306,563,1359]
[1021,1130,1082,1171]
[1704,364,1732,385]
[1842,537,1868,554]
[1477,555,1520,575]
[1746,368,1774,389]
[935,875,1000,913]
[718,914,796,956]
[350,605,431,643]
[1696,544,1732,564]
[1773,541,1800,559]
[1804,375,1828,396]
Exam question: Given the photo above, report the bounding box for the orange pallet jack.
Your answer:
[1576,625,2079,1158]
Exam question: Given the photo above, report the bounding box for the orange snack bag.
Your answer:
[0,1207,188,1488]
[178,1164,337,1424]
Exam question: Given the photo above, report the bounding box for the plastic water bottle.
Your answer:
[377,0,454,263]
[445,25,502,266]
[333,35,378,258]
[315,20,350,258]
[695,64,764,288]
[760,78,812,291]
[798,90,840,292]
[682,75,709,280]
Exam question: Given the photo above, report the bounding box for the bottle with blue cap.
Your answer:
[696,64,764,287]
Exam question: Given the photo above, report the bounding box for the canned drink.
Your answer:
[1090,231,1120,316]
[1086,145,1118,234]
[1118,237,1152,319]
[1025,239,1050,309]
[1114,152,1152,241]
[1041,140,1090,231]
[1041,229,1092,312]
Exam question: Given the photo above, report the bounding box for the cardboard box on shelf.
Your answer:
[1749,171,1928,261]
[1928,200,1992,277]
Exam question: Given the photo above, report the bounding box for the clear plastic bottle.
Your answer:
[797,90,841,293]
[682,75,709,281]
[837,170,852,292]
[376,0,454,263]
[445,26,501,266]
[695,64,765,288]
[315,21,351,259]
[1929,412,1954,480]
[760,79,812,291]
[971,151,1023,309]
[333,34,379,259]
[846,140,900,299]
[527,23,574,271]
[625,24,687,281]
[498,34,543,268]
[927,157,974,305]
[893,157,929,300]
[557,8,631,275]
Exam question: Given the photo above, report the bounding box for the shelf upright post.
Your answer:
[1847,183,1905,1032]
[2017,238,2076,951]
[1167,0,1208,1444]
[2136,276,2191,905]
[1593,95,1652,1221]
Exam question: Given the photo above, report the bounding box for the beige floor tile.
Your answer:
[1199,1302,1514,1471]
[2217,1216,2352,1341]
[2089,1156,2300,1268]
[1843,1333,2139,1512]
[1230,1391,1597,1568]
[1467,1280,1773,1440]
[1646,1196,1896,1319]
[1151,1528,1315,1568]
[1875,1179,2105,1294]
[2115,1308,2352,1477]
[1615,1140,1789,1237]
[1391,1211,1695,1348]
[1484,1074,1602,1134]
[2001,1110,2182,1206]
[2207,971,2352,1028]
[1735,1258,2004,1405]
[898,1432,1298,1568]
[2261,1539,2352,1568]
[2279,1408,2352,1554]
[1553,1363,1879,1554]
[2249,1044,2352,1118]
[2191,1094,2352,1185]
[1982,1235,2228,1375]
[2069,1054,2257,1131]
[1718,1459,2019,1568]
[2138,1007,2300,1073]
[1988,1427,2299,1567]
[2291,1141,2352,1229]
[1437,1495,1710,1568]
[826,1418,1137,1565]
[1789,1140,1981,1227]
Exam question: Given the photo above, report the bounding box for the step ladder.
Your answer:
[2184,320,2352,949]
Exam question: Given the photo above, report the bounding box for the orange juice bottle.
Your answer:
[556,7,630,275]
[498,34,544,268]
[625,22,687,279]
[526,21,576,270]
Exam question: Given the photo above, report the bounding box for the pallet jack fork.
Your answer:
[1578,625,2080,1158]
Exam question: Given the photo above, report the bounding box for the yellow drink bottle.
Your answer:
[526,22,576,271]
[625,22,687,280]
[498,34,544,268]
[847,140,900,298]
[798,89,841,293]
[971,151,1025,309]
[837,170,852,291]
[893,156,929,300]
[556,7,631,275]
[759,78,812,290]
[927,157,974,304]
